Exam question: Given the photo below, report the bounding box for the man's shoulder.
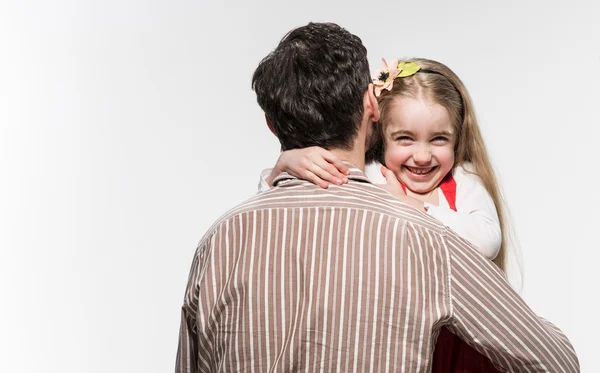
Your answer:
[213,179,446,236]
[194,180,450,267]
[195,190,272,247]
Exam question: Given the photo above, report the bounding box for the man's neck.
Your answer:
[329,145,366,171]
[327,126,368,171]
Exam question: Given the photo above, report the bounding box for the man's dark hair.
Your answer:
[252,22,371,151]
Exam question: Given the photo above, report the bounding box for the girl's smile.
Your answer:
[403,165,439,177]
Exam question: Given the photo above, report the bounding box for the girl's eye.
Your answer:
[396,136,413,142]
[432,136,449,143]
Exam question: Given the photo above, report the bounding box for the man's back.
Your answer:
[176,166,578,372]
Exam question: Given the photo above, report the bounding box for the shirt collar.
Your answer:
[272,161,372,186]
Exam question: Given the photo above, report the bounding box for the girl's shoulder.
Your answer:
[452,162,479,181]
[452,162,485,192]
[453,162,475,174]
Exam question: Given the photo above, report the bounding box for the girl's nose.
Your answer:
[413,149,432,165]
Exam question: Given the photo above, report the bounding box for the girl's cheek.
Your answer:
[394,147,411,161]
[385,147,406,166]
[445,147,455,161]
[439,148,455,167]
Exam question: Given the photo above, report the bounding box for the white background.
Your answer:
[1,0,598,372]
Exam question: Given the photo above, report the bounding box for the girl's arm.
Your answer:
[257,147,350,193]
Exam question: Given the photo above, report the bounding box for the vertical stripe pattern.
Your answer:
[176,167,579,372]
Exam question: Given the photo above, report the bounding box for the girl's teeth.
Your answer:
[409,167,433,174]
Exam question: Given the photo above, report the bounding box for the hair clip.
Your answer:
[372,58,421,97]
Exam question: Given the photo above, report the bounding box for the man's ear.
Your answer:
[265,114,277,136]
[364,83,380,122]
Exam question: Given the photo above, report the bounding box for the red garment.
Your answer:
[431,174,501,373]
[398,172,456,211]
[432,329,501,373]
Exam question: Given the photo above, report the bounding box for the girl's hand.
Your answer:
[378,166,406,197]
[267,147,350,189]
[377,166,426,212]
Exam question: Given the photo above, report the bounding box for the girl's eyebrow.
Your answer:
[432,130,454,137]
[389,129,414,137]
[389,129,454,137]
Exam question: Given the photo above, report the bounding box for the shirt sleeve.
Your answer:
[175,239,212,373]
[444,228,579,372]
[426,167,501,259]
[257,168,273,193]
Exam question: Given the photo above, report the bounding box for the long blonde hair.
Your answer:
[367,58,512,272]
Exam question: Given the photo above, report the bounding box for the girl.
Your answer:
[259,58,515,372]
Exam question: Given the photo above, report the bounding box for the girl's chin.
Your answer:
[402,179,438,194]
[409,187,435,195]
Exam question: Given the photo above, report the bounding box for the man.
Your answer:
[176,22,579,372]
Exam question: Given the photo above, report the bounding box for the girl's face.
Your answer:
[383,96,456,195]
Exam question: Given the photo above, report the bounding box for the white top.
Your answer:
[259,161,502,259]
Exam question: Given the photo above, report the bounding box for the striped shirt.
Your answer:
[176,165,579,372]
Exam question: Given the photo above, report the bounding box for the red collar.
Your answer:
[400,172,457,212]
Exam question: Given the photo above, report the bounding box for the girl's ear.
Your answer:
[265,114,277,137]
[364,83,380,122]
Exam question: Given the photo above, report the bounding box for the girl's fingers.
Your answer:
[314,158,346,184]
[380,166,397,183]
[321,150,350,175]
[308,163,344,186]
[303,169,329,189]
